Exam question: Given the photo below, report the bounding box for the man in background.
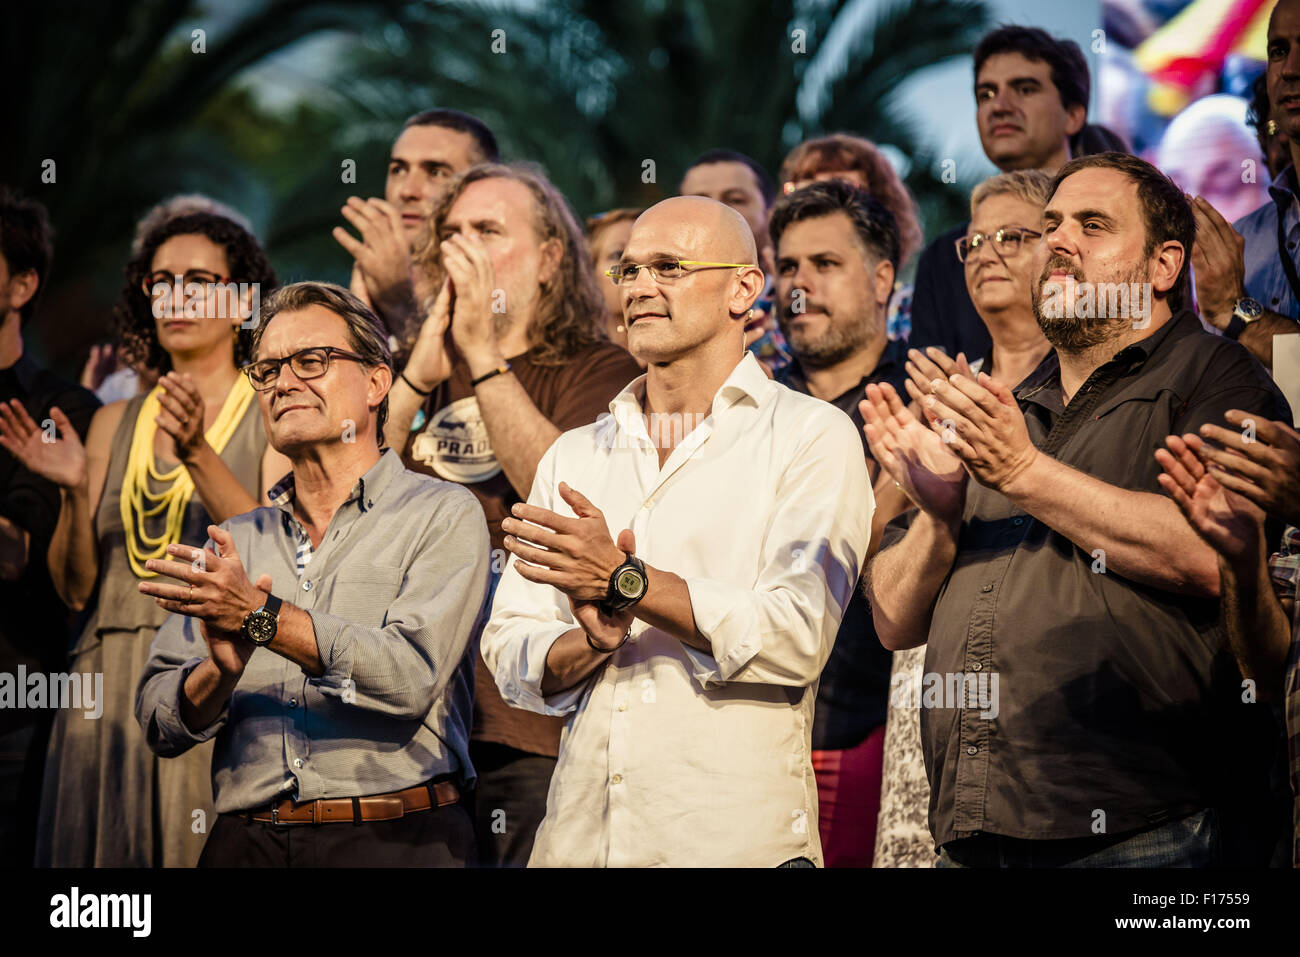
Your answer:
[334,109,499,358]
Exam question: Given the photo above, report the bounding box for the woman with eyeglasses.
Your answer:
[873,169,1052,869]
[2,211,287,867]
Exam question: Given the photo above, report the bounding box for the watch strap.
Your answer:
[262,592,282,617]
[1224,314,1246,340]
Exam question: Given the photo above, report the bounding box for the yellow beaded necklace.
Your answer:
[121,375,256,578]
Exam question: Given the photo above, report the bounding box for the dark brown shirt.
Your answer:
[878,310,1292,848]
[401,340,642,757]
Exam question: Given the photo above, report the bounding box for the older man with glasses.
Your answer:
[135,281,491,867]
[481,196,873,867]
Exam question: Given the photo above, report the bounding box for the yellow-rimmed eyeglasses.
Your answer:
[605,258,756,285]
[955,227,1042,263]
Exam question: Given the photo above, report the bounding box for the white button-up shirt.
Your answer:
[481,352,874,866]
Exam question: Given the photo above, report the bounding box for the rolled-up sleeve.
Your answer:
[480,441,591,716]
[308,484,491,720]
[135,613,227,757]
[683,413,874,687]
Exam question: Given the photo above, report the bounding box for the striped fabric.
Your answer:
[268,471,314,576]
[293,522,313,577]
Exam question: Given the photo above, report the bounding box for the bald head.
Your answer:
[617,195,765,366]
[634,196,758,265]
[1273,0,1300,31]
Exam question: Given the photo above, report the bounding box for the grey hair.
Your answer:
[969,169,1054,218]
[251,281,394,444]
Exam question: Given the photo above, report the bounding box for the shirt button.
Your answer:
[616,701,627,712]
[966,746,978,755]
[611,773,623,785]
[289,697,298,707]
[302,580,312,591]
[981,583,993,593]
[293,758,304,768]
[971,662,982,672]
[643,499,654,509]
[1012,516,1024,526]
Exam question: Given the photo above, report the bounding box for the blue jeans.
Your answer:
[936,808,1219,868]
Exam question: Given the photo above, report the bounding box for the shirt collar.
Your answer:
[607,351,771,436]
[1014,309,1200,408]
[1,353,42,393]
[266,447,404,518]
[778,338,908,401]
[1268,164,1300,209]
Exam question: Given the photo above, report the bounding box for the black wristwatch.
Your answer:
[241,593,282,646]
[598,554,648,616]
[1223,296,1263,340]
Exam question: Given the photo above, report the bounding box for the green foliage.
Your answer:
[9,0,989,372]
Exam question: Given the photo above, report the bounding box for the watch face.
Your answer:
[244,610,277,645]
[1236,297,1264,321]
[615,567,646,600]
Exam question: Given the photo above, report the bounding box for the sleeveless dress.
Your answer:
[34,389,265,867]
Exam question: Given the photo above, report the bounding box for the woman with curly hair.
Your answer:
[5,210,289,866]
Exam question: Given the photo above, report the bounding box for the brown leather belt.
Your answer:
[249,780,460,825]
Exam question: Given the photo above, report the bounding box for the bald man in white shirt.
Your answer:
[480,197,874,866]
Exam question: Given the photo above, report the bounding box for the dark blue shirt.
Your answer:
[777,338,909,750]
[909,222,993,361]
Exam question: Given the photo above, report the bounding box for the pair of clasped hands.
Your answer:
[861,347,1300,552]
[859,347,1034,526]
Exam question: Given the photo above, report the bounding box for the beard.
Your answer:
[777,301,875,368]
[1031,255,1149,354]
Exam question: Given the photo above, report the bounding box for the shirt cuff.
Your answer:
[307,609,356,695]
[163,658,228,744]
[683,577,762,684]
[495,621,590,716]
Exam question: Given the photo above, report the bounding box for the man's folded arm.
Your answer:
[664,416,874,688]
[308,487,492,719]
[135,614,227,757]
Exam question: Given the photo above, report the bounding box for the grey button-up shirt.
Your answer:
[135,449,491,813]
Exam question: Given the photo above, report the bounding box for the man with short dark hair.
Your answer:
[681,149,788,371]
[768,180,910,865]
[910,25,1090,362]
[333,108,500,357]
[0,186,98,866]
[136,281,490,867]
[864,153,1290,867]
